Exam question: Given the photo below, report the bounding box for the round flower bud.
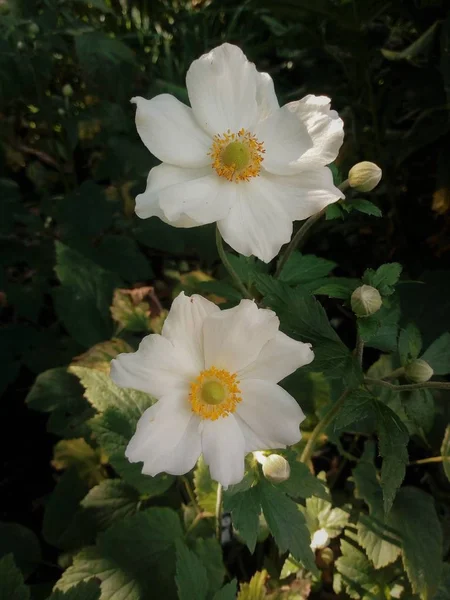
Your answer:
[319,547,334,566]
[310,528,330,550]
[262,454,291,483]
[62,84,73,97]
[351,285,382,318]
[28,23,39,35]
[405,359,434,383]
[348,161,382,192]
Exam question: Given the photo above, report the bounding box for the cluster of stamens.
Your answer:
[209,128,265,183]
[189,366,242,421]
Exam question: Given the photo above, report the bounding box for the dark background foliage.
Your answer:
[1,0,450,595]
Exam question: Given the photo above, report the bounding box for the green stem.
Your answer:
[409,456,445,466]
[355,335,364,367]
[300,389,350,464]
[382,367,405,381]
[181,476,201,515]
[364,377,450,392]
[274,179,349,279]
[215,227,252,299]
[215,483,223,542]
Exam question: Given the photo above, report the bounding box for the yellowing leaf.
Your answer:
[71,338,133,373]
[52,438,107,486]
[238,570,268,600]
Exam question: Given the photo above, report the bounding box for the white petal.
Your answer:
[256,71,279,119]
[110,334,195,398]
[286,95,344,171]
[257,168,344,222]
[233,414,280,453]
[162,292,220,374]
[186,43,259,135]
[239,331,314,382]
[201,415,245,487]
[236,379,305,448]
[255,104,313,175]
[217,176,293,262]
[131,95,211,167]
[126,392,201,476]
[136,164,235,225]
[202,299,279,373]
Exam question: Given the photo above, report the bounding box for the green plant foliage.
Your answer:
[0,524,41,579]
[0,554,30,600]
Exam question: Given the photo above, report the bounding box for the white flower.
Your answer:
[110,292,314,487]
[132,43,344,263]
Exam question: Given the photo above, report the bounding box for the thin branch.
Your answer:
[364,377,450,392]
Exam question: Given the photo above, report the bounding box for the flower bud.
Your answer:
[28,23,39,35]
[310,528,330,550]
[348,161,382,192]
[405,359,433,383]
[262,454,290,483]
[62,84,73,97]
[351,285,382,318]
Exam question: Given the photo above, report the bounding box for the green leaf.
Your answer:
[313,277,360,300]
[333,390,376,435]
[224,486,261,553]
[422,333,450,375]
[278,458,329,501]
[56,508,183,600]
[226,254,267,288]
[237,570,268,600]
[433,563,450,600]
[363,301,400,352]
[374,401,409,514]
[349,198,382,217]
[193,538,225,597]
[398,324,422,365]
[53,242,120,348]
[441,425,450,483]
[259,481,317,574]
[0,554,30,600]
[43,469,92,550]
[175,541,209,600]
[390,488,443,600]
[52,438,105,486]
[94,235,153,283]
[301,491,348,540]
[279,252,336,285]
[0,523,41,579]
[357,315,381,343]
[193,456,218,514]
[80,480,141,532]
[213,581,238,600]
[325,203,344,220]
[58,181,113,238]
[25,368,93,439]
[363,263,402,296]
[46,581,101,600]
[404,389,435,434]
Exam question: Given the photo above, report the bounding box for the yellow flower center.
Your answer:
[209,128,265,183]
[189,366,242,420]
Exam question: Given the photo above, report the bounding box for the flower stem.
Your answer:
[364,377,450,392]
[382,367,405,381]
[215,482,223,542]
[300,389,350,465]
[181,476,201,515]
[355,335,364,367]
[409,456,445,466]
[215,226,252,299]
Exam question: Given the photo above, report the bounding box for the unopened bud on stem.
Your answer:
[62,84,73,97]
[405,359,434,383]
[349,161,382,192]
[351,285,382,318]
[261,454,290,483]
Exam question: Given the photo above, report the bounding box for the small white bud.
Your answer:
[351,285,382,317]
[405,359,434,383]
[262,454,291,483]
[62,84,73,97]
[348,161,382,192]
[310,528,330,550]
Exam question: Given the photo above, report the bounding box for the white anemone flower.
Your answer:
[110,292,314,487]
[132,43,344,263]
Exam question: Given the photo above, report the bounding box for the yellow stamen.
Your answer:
[189,366,242,420]
[209,128,265,183]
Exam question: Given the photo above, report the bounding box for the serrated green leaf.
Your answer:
[226,254,267,289]
[279,252,336,285]
[213,580,238,600]
[237,570,268,600]
[363,301,400,352]
[314,277,360,300]
[0,554,30,600]
[53,242,120,348]
[325,203,344,220]
[46,581,101,600]
[80,480,141,531]
[357,316,381,342]
[278,458,329,501]
[223,486,261,553]
[333,390,376,435]
[193,538,225,597]
[349,198,382,217]
[390,488,443,600]
[52,438,105,486]
[404,389,435,434]
[56,508,183,600]
[302,492,348,540]
[259,481,317,574]
[399,324,422,365]
[176,541,209,600]
[363,263,402,296]
[0,524,41,579]
[422,333,450,375]
[193,456,218,514]
[440,425,450,483]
